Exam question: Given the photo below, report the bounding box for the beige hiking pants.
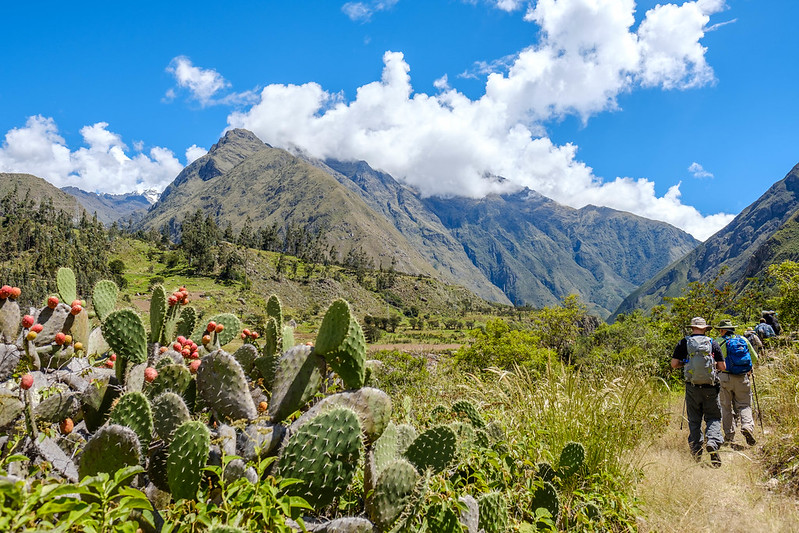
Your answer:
[718,372,754,441]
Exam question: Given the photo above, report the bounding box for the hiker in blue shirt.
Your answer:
[714,319,758,447]
[754,318,775,341]
[671,317,726,467]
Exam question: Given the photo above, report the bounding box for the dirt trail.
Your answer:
[636,398,799,532]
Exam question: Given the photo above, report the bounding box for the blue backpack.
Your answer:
[723,335,753,374]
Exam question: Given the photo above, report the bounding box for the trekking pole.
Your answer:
[751,371,764,432]
[680,395,686,430]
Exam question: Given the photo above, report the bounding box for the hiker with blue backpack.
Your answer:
[714,319,759,447]
[671,317,726,467]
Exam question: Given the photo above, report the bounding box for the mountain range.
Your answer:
[16,128,792,320]
[129,129,698,317]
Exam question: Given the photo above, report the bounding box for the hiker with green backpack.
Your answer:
[671,317,726,467]
[713,319,759,447]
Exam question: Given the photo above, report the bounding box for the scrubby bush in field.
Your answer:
[455,318,555,372]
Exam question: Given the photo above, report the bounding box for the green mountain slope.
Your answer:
[423,191,698,317]
[136,130,447,280]
[612,163,799,319]
[0,173,85,216]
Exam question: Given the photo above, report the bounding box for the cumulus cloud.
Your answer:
[185,144,208,164]
[228,0,731,240]
[165,56,258,107]
[689,162,713,179]
[342,0,399,22]
[0,115,185,194]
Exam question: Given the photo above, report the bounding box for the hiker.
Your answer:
[744,327,763,352]
[714,319,758,447]
[754,317,775,341]
[762,310,781,336]
[671,317,726,467]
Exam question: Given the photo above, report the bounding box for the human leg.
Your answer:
[685,385,704,459]
[732,374,756,445]
[718,373,735,442]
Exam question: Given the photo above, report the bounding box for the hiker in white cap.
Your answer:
[671,317,726,467]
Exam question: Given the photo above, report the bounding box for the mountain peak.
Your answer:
[210,129,268,155]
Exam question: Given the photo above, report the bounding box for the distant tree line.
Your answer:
[0,188,111,307]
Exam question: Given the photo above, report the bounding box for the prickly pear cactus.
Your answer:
[149,285,167,344]
[452,399,486,429]
[266,294,283,327]
[70,308,90,349]
[281,325,295,352]
[0,299,20,343]
[268,344,326,423]
[312,517,374,533]
[102,309,147,365]
[558,441,585,478]
[109,391,153,447]
[395,423,418,456]
[532,481,560,523]
[167,420,211,500]
[78,424,141,479]
[92,279,118,322]
[232,343,258,375]
[276,407,363,510]
[175,306,197,339]
[86,327,110,358]
[0,389,23,429]
[196,350,257,421]
[33,391,79,424]
[0,344,21,382]
[290,387,392,445]
[146,363,191,400]
[56,267,77,305]
[478,491,509,533]
[314,299,366,390]
[151,391,191,444]
[33,303,71,346]
[208,526,245,533]
[81,375,120,432]
[366,458,420,531]
[403,425,456,475]
[194,313,241,347]
[425,503,460,533]
[373,423,399,476]
[458,495,480,533]
[537,462,556,483]
[262,317,279,356]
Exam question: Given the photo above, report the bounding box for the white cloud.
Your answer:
[689,162,713,179]
[228,0,731,240]
[0,115,184,194]
[185,144,208,164]
[165,56,258,107]
[342,0,399,22]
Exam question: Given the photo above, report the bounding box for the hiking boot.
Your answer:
[742,428,757,446]
[708,448,722,468]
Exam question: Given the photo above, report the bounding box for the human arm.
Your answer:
[712,339,726,372]
[671,339,687,368]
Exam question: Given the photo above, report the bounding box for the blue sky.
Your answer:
[1,0,797,240]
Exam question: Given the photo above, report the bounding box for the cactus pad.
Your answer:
[149,285,167,344]
[403,425,456,474]
[175,306,197,339]
[532,481,560,522]
[0,299,20,343]
[458,495,479,533]
[196,313,241,347]
[196,350,257,421]
[167,420,211,500]
[109,391,153,447]
[558,441,585,478]
[239,422,286,462]
[151,391,191,443]
[268,344,326,423]
[314,299,366,389]
[33,303,71,346]
[395,423,418,456]
[366,458,419,530]
[452,399,485,429]
[426,503,460,533]
[276,407,363,510]
[146,363,191,399]
[314,517,374,533]
[102,309,147,364]
[56,267,77,305]
[33,391,79,424]
[0,389,23,429]
[78,424,141,479]
[282,325,295,351]
[537,462,556,483]
[232,343,258,375]
[92,279,118,322]
[266,294,283,326]
[478,491,509,533]
[0,343,21,382]
[290,387,392,445]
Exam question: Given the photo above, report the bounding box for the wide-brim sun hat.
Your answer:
[713,319,738,331]
[687,317,712,329]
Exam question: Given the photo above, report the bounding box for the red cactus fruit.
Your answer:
[206,321,217,333]
[144,367,158,383]
[189,360,201,374]
[70,305,82,316]
[47,296,59,309]
[31,323,44,333]
[215,324,224,333]
[172,342,182,352]
[109,353,117,361]
[176,336,187,345]
[54,332,66,345]
[9,287,21,299]
[181,348,190,358]
[0,285,11,299]
[20,374,34,390]
[60,418,74,434]
[201,334,211,345]
[104,359,114,368]
[251,332,260,339]
[22,315,34,329]
[159,346,168,354]
[258,401,268,413]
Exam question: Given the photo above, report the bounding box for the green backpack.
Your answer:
[683,335,716,385]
